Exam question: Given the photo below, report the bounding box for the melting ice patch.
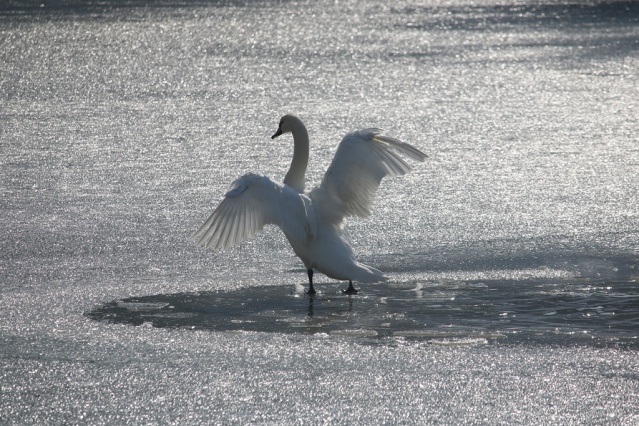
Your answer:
[87,278,639,348]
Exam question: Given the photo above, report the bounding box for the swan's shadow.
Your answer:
[86,280,639,347]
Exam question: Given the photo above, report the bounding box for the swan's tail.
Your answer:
[352,262,388,283]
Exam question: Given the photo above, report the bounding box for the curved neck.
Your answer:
[283,121,309,193]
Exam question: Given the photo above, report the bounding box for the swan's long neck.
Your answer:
[283,121,309,193]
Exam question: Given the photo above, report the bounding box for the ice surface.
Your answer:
[1,0,639,424]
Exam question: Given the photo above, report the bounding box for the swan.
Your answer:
[193,115,427,295]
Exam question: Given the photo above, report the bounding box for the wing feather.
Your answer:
[193,173,313,251]
[317,128,427,219]
[222,202,239,250]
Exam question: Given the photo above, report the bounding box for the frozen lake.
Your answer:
[2,0,639,423]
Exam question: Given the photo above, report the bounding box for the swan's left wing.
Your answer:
[318,129,427,219]
[192,173,314,251]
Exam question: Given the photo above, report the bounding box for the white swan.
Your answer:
[193,115,427,295]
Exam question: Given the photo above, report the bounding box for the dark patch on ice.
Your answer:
[86,279,639,348]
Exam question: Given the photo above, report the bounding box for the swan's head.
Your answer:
[271,114,302,139]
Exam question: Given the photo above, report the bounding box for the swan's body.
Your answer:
[193,115,427,294]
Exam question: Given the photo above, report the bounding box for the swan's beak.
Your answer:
[271,128,282,139]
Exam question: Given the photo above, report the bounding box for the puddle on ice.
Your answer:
[86,279,639,348]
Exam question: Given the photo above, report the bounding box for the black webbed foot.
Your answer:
[342,281,358,295]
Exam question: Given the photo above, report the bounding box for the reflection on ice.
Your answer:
[87,277,639,349]
[330,329,379,338]
[428,338,488,347]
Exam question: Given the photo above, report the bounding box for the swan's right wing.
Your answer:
[318,129,427,219]
[192,173,313,251]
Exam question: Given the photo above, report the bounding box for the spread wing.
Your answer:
[192,173,315,251]
[317,129,427,220]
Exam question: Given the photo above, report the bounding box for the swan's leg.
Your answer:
[343,280,358,295]
[306,269,316,295]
